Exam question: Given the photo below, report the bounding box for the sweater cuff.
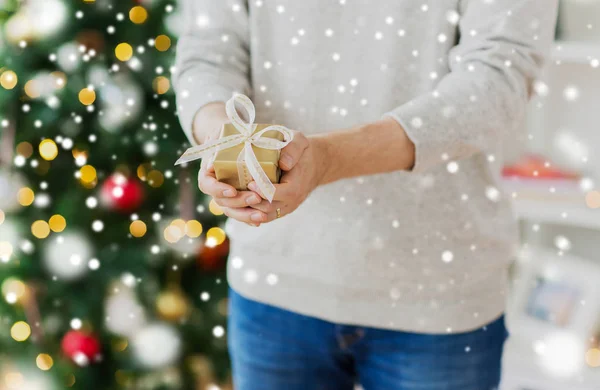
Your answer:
[384,96,450,174]
[176,84,236,146]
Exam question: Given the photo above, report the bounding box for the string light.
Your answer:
[129,220,147,237]
[137,163,152,181]
[48,215,66,232]
[24,80,41,98]
[31,220,50,239]
[78,87,96,105]
[11,321,31,341]
[2,278,27,303]
[154,35,171,51]
[185,220,203,237]
[17,187,35,206]
[209,199,224,216]
[207,227,226,246]
[129,6,148,24]
[147,170,164,187]
[36,354,54,370]
[115,43,133,61]
[152,76,170,94]
[79,165,97,184]
[164,223,184,243]
[0,70,18,89]
[39,139,58,161]
[16,142,33,158]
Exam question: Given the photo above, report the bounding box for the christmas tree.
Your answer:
[0,0,232,389]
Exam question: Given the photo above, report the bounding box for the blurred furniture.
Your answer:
[500,5,600,388]
[501,248,600,389]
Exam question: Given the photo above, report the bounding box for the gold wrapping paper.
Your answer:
[214,123,284,190]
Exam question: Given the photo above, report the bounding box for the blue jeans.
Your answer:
[228,288,508,390]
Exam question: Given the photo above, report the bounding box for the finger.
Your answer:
[221,206,268,224]
[247,181,294,202]
[198,169,238,198]
[213,191,262,208]
[250,201,286,222]
[248,199,279,214]
[279,135,308,171]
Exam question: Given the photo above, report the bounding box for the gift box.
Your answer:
[213,123,285,190]
[175,93,293,203]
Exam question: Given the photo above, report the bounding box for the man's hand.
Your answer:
[197,129,269,227]
[246,131,329,222]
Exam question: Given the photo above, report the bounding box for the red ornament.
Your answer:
[100,173,144,211]
[197,238,230,271]
[61,330,102,365]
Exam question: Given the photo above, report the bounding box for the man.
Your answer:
[174,1,558,389]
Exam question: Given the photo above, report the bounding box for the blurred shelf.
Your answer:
[552,41,600,64]
[512,198,599,230]
[502,178,600,230]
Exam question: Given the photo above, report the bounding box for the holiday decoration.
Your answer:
[176,94,294,202]
[105,287,147,337]
[100,173,144,212]
[42,231,92,280]
[159,217,203,257]
[132,323,182,369]
[98,73,144,132]
[2,0,229,385]
[5,0,68,43]
[197,237,230,272]
[156,288,190,322]
[61,330,102,366]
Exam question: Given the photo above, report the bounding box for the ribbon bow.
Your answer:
[175,93,294,203]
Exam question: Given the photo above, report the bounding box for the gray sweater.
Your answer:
[174,0,558,333]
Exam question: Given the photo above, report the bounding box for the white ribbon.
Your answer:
[175,94,294,203]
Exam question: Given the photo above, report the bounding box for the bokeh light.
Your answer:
[36,353,54,370]
[154,35,171,51]
[207,227,226,246]
[24,79,41,98]
[153,76,170,94]
[16,142,33,158]
[31,220,50,239]
[129,220,147,238]
[147,170,164,187]
[11,321,31,341]
[78,88,96,105]
[186,220,203,237]
[17,187,35,206]
[209,199,224,216]
[48,215,66,232]
[39,139,58,161]
[129,6,148,24]
[1,70,18,89]
[115,43,133,61]
[164,224,183,244]
[2,278,27,303]
[79,165,97,184]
